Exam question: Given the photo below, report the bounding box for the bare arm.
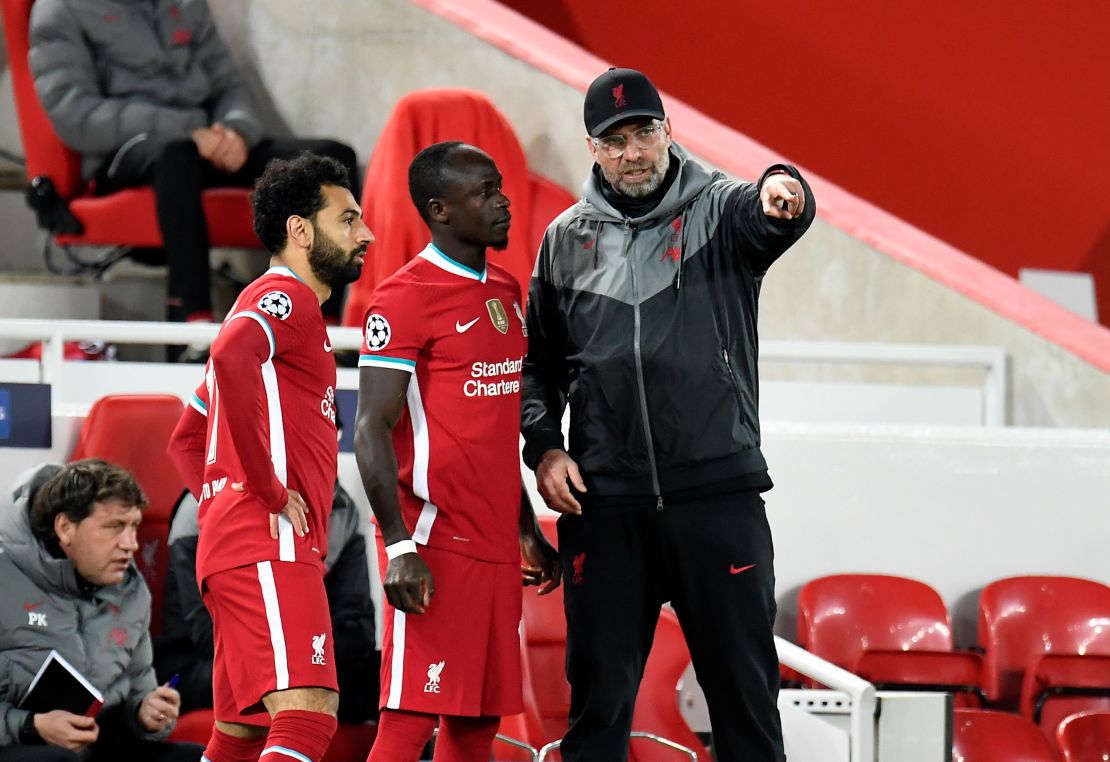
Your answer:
[354,366,434,614]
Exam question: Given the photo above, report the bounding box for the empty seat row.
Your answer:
[954,708,1110,762]
[797,573,1110,742]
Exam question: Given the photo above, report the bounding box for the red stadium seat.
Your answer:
[797,574,984,706]
[952,709,1057,762]
[1056,711,1110,762]
[979,576,1110,735]
[341,88,576,326]
[0,0,257,274]
[167,708,213,745]
[70,394,186,636]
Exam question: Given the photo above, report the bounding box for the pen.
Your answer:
[166,673,181,689]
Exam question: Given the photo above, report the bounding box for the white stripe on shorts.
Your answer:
[257,561,289,690]
[386,609,407,709]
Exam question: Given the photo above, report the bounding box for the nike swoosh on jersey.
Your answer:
[324,339,332,352]
[729,563,757,575]
[455,317,480,333]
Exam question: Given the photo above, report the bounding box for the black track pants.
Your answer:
[556,489,785,762]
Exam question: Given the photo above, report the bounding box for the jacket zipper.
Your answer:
[624,221,664,509]
[722,347,745,411]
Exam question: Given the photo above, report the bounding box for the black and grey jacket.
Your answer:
[521,143,815,498]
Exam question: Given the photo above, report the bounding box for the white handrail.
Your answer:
[0,319,363,386]
[775,636,876,762]
[0,318,364,347]
[0,320,1008,424]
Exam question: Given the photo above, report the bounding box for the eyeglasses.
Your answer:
[591,120,667,159]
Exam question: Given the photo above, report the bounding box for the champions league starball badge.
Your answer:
[365,314,391,350]
[258,291,292,320]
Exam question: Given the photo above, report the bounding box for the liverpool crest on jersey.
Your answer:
[486,299,509,334]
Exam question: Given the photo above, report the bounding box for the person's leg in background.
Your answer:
[432,715,500,762]
[155,650,214,715]
[366,709,438,762]
[99,136,359,329]
[97,139,215,326]
[81,702,207,762]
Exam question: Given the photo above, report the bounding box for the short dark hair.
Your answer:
[29,459,147,545]
[408,141,466,224]
[252,153,352,253]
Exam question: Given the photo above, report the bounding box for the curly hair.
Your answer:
[29,459,147,545]
[408,141,466,224]
[252,153,352,253]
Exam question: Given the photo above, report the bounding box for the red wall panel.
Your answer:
[499,0,1110,324]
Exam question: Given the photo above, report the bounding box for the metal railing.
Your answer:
[776,636,876,761]
[0,319,362,385]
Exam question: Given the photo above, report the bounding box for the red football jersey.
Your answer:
[359,244,527,563]
[179,266,339,583]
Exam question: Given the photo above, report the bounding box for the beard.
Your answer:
[460,218,510,252]
[308,223,365,287]
[604,149,670,198]
[488,227,509,251]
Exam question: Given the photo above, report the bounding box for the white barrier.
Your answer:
[0,319,1007,425]
[776,637,875,761]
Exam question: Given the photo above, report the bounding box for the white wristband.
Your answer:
[385,539,418,560]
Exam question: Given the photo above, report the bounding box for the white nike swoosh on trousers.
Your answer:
[455,318,480,333]
[324,340,332,352]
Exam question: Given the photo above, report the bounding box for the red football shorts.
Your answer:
[377,538,523,717]
[203,560,338,723]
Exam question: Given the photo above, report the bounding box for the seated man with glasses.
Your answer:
[521,67,815,762]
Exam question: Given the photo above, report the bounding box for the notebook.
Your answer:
[20,650,104,716]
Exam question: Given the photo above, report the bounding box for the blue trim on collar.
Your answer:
[425,243,487,282]
[266,265,306,284]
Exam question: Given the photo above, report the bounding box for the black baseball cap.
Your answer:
[583,68,665,138]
